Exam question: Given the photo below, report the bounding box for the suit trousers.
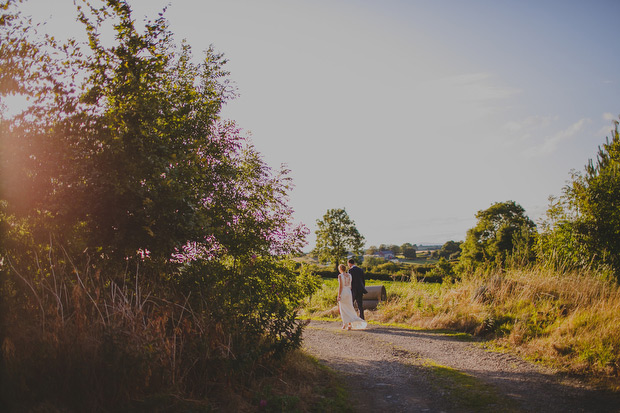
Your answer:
[352,291,364,320]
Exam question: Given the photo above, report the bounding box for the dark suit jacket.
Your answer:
[349,265,367,296]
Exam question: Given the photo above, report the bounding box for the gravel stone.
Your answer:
[302,320,620,413]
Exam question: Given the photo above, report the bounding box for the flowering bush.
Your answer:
[0,1,318,409]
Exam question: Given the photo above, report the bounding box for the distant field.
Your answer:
[399,258,439,265]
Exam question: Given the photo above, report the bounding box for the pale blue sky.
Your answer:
[13,0,620,249]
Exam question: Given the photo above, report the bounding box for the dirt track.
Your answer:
[302,320,620,413]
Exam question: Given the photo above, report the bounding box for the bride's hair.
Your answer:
[338,264,347,273]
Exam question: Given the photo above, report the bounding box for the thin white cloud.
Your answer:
[503,115,558,137]
[441,72,521,102]
[525,118,590,157]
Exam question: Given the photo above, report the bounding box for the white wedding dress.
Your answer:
[338,272,367,330]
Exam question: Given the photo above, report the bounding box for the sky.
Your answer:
[11,0,620,250]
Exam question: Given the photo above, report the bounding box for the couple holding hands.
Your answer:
[337,259,368,330]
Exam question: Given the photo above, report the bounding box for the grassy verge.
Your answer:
[243,350,351,413]
[300,266,620,390]
[112,350,350,412]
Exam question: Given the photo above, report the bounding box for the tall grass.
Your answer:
[0,245,311,411]
[2,252,220,411]
[302,267,620,388]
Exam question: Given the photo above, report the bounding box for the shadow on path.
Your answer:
[304,320,620,413]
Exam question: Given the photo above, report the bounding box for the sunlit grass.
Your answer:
[301,267,620,389]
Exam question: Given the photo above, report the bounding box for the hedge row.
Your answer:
[313,269,443,283]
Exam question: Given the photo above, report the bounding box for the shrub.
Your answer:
[0,2,317,409]
[1,243,318,410]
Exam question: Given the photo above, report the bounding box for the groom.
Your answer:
[348,258,367,320]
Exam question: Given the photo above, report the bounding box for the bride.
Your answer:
[337,264,367,330]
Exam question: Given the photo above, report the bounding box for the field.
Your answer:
[300,266,620,390]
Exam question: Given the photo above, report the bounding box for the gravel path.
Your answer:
[302,320,620,413]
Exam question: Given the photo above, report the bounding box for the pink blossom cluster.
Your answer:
[171,235,227,263]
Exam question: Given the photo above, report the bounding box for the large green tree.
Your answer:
[2,0,239,265]
[388,244,401,254]
[0,1,317,406]
[460,200,537,270]
[401,242,417,259]
[438,240,462,260]
[313,208,365,271]
[1,0,309,267]
[538,117,620,280]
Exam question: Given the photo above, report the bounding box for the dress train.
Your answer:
[339,282,367,330]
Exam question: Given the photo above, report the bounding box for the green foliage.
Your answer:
[460,201,537,271]
[2,0,309,262]
[301,277,339,314]
[0,0,52,97]
[375,243,397,253]
[0,1,317,409]
[312,208,365,271]
[362,255,386,268]
[538,117,620,280]
[174,258,317,365]
[385,244,401,254]
[3,0,245,265]
[374,261,401,274]
[367,243,414,258]
[402,245,417,259]
[362,256,410,278]
[536,192,591,269]
[428,257,456,282]
[437,240,462,260]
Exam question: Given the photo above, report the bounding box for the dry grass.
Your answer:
[244,350,351,412]
[303,267,620,389]
[1,254,303,411]
[1,267,225,411]
[0,245,350,411]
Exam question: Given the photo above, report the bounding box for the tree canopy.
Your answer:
[438,240,462,259]
[460,200,537,269]
[313,208,365,271]
[1,0,308,266]
[401,244,417,259]
[538,117,620,280]
[0,1,317,406]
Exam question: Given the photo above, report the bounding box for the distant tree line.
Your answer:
[365,243,418,259]
[313,117,620,283]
